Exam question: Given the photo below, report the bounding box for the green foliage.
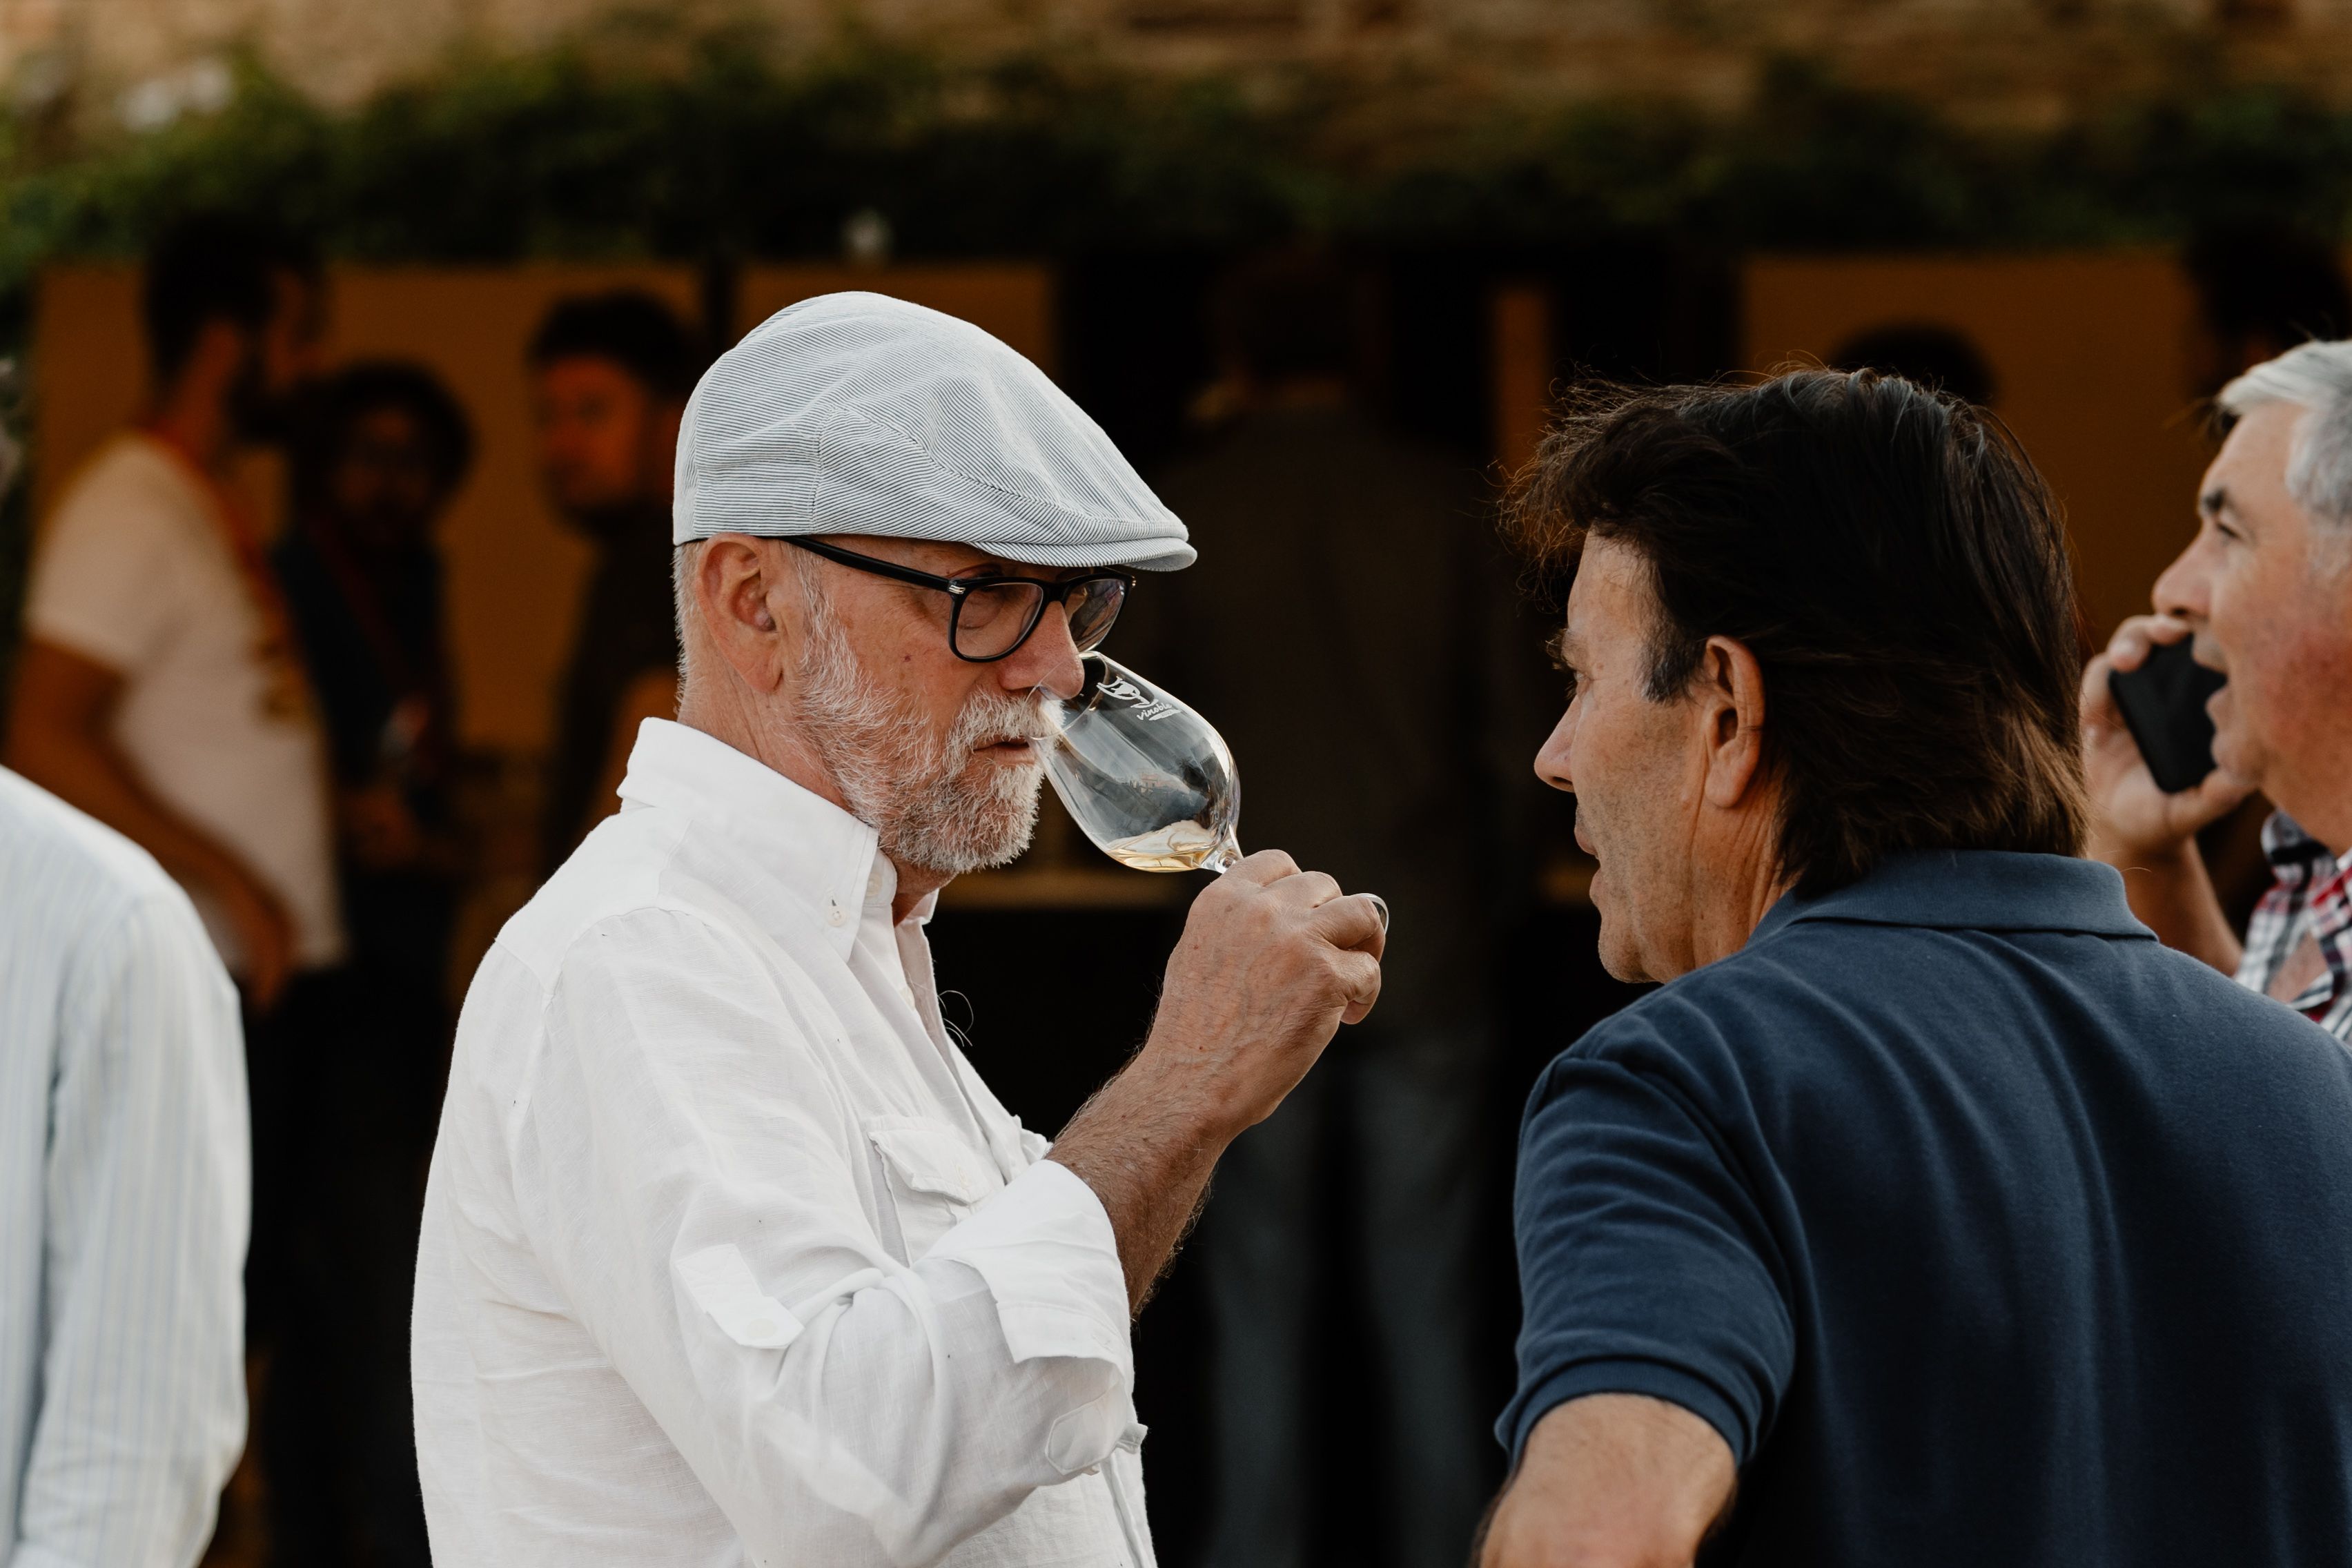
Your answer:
[6,39,2352,291]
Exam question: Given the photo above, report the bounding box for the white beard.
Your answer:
[791,576,1050,879]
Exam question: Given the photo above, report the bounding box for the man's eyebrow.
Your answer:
[1549,628,1585,668]
[2201,485,2231,519]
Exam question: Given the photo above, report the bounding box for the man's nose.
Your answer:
[1001,602,1086,700]
[1533,707,1576,794]
[2152,536,2213,623]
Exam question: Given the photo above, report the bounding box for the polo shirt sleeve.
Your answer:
[25,453,199,677]
[1499,1012,1796,1471]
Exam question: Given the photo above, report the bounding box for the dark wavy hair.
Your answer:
[1507,369,2088,899]
[142,213,321,385]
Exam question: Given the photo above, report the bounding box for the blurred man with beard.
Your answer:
[412,294,1391,1567]
[8,212,335,1008]
[6,210,335,1560]
[527,290,698,872]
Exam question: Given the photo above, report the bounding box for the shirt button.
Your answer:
[827,905,847,928]
[866,865,888,900]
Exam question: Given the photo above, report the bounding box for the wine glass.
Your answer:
[1044,654,1243,874]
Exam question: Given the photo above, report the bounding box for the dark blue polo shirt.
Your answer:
[1505,850,2352,1565]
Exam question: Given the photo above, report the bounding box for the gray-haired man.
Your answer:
[411,293,1388,1566]
[2085,340,2352,1039]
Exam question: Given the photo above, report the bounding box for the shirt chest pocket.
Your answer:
[866,1117,998,1263]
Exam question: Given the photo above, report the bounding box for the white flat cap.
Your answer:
[673,291,1194,571]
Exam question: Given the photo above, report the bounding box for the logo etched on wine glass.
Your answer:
[1095,674,1178,721]
[1046,654,1242,873]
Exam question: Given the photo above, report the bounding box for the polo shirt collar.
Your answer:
[616,718,888,960]
[1753,850,2153,946]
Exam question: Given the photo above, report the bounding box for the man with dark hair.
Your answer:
[141,213,325,435]
[527,290,698,871]
[6,208,336,1560]
[9,211,333,1003]
[1480,369,2352,1567]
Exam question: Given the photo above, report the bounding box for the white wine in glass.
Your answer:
[1045,654,1243,874]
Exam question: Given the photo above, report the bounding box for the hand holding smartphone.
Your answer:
[2106,640,2227,794]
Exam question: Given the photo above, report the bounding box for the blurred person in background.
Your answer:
[529,290,696,872]
[2085,341,2352,1044]
[262,360,476,1567]
[2183,223,2352,398]
[1,214,341,1558]
[1131,252,1549,1568]
[1483,370,2352,1568]
[5,211,337,1009]
[1827,322,1997,407]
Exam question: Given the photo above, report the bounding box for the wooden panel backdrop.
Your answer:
[1741,253,2217,640]
[1487,254,2224,643]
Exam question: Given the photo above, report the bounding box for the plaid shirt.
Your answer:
[2236,813,2352,1043]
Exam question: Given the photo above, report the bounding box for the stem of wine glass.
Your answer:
[1197,834,1387,928]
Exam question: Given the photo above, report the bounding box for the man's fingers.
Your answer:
[2104,613,2192,673]
[1335,948,1383,1026]
[1225,847,1302,886]
[1309,892,1389,961]
[2080,656,2130,736]
[1267,869,1344,910]
[2180,766,2257,824]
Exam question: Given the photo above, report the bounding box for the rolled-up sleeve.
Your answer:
[512,906,1133,1567]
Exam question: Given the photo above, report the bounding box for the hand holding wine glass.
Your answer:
[1040,656,1391,1314]
[1043,652,1386,928]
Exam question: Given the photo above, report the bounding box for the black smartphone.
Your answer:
[2107,638,2226,794]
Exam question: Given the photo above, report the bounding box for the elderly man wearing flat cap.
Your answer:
[411,293,1389,1566]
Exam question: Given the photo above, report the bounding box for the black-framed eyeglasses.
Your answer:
[787,537,1135,663]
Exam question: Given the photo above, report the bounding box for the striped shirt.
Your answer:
[2235,812,2352,1043]
[0,766,251,1567]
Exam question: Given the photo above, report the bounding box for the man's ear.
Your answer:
[1696,634,1767,809]
[692,536,790,694]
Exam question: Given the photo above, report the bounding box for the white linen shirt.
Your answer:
[412,719,1151,1567]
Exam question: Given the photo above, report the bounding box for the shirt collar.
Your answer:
[1752,850,2153,945]
[616,718,908,959]
[859,852,941,930]
[2262,812,2352,885]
